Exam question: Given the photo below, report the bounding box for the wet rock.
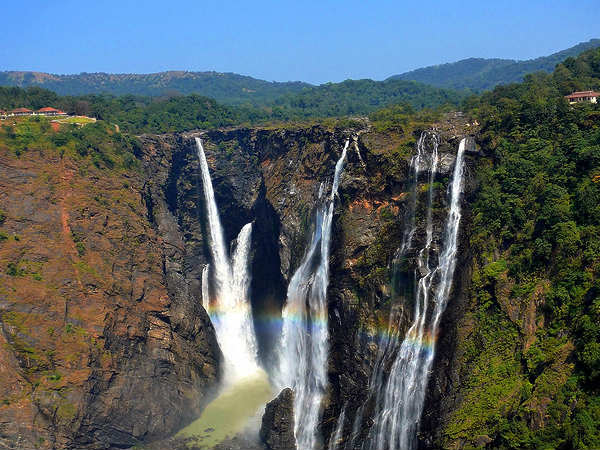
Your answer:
[474,434,493,447]
[437,153,456,175]
[462,136,480,154]
[260,388,296,450]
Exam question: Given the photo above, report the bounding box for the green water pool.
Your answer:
[176,370,273,447]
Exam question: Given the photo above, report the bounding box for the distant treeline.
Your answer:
[0,77,466,134]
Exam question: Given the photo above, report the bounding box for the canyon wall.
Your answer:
[1,116,480,449]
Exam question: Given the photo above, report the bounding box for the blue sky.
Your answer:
[2,0,599,84]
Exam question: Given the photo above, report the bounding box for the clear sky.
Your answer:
[2,0,599,85]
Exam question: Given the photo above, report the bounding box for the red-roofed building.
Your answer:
[37,107,67,116]
[565,91,599,104]
[10,107,33,116]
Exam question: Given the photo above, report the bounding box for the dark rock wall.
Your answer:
[261,388,296,450]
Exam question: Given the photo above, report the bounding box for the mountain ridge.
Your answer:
[0,70,312,105]
[2,39,599,103]
[388,38,600,91]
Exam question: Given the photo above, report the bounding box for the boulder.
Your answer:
[260,388,296,450]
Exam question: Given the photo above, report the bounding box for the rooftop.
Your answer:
[565,90,600,99]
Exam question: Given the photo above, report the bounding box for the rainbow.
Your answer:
[205,300,438,355]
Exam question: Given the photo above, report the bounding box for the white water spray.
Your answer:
[202,264,210,312]
[276,140,349,450]
[196,137,260,385]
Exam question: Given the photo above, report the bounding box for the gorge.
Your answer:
[1,68,599,450]
[0,111,479,449]
[167,123,473,450]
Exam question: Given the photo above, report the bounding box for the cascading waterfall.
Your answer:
[365,134,466,450]
[195,137,260,384]
[399,131,438,256]
[276,140,349,450]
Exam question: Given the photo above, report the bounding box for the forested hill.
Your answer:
[0,78,466,134]
[445,46,600,449]
[389,38,600,91]
[0,71,311,105]
[2,40,597,106]
[266,78,466,119]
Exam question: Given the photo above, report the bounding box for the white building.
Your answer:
[565,91,599,104]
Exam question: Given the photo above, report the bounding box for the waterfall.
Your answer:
[399,131,438,256]
[202,264,210,312]
[276,140,350,450]
[328,404,347,450]
[232,223,253,299]
[365,134,466,450]
[348,405,364,450]
[195,137,260,384]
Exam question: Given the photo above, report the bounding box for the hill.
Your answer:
[0,78,465,134]
[267,78,466,119]
[0,71,311,105]
[389,38,600,91]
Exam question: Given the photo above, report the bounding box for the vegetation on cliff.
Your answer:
[442,47,600,449]
[1,114,140,169]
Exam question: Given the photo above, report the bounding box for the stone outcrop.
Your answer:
[260,388,296,450]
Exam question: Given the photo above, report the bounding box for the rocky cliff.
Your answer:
[135,116,480,449]
[1,115,479,449]
[0,135,221,449]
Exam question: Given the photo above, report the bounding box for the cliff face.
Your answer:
[0,142,221,449]
[136,118,479,449]
[1,116,479,449]
[321,115,481,449]
[136,124,416,448]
